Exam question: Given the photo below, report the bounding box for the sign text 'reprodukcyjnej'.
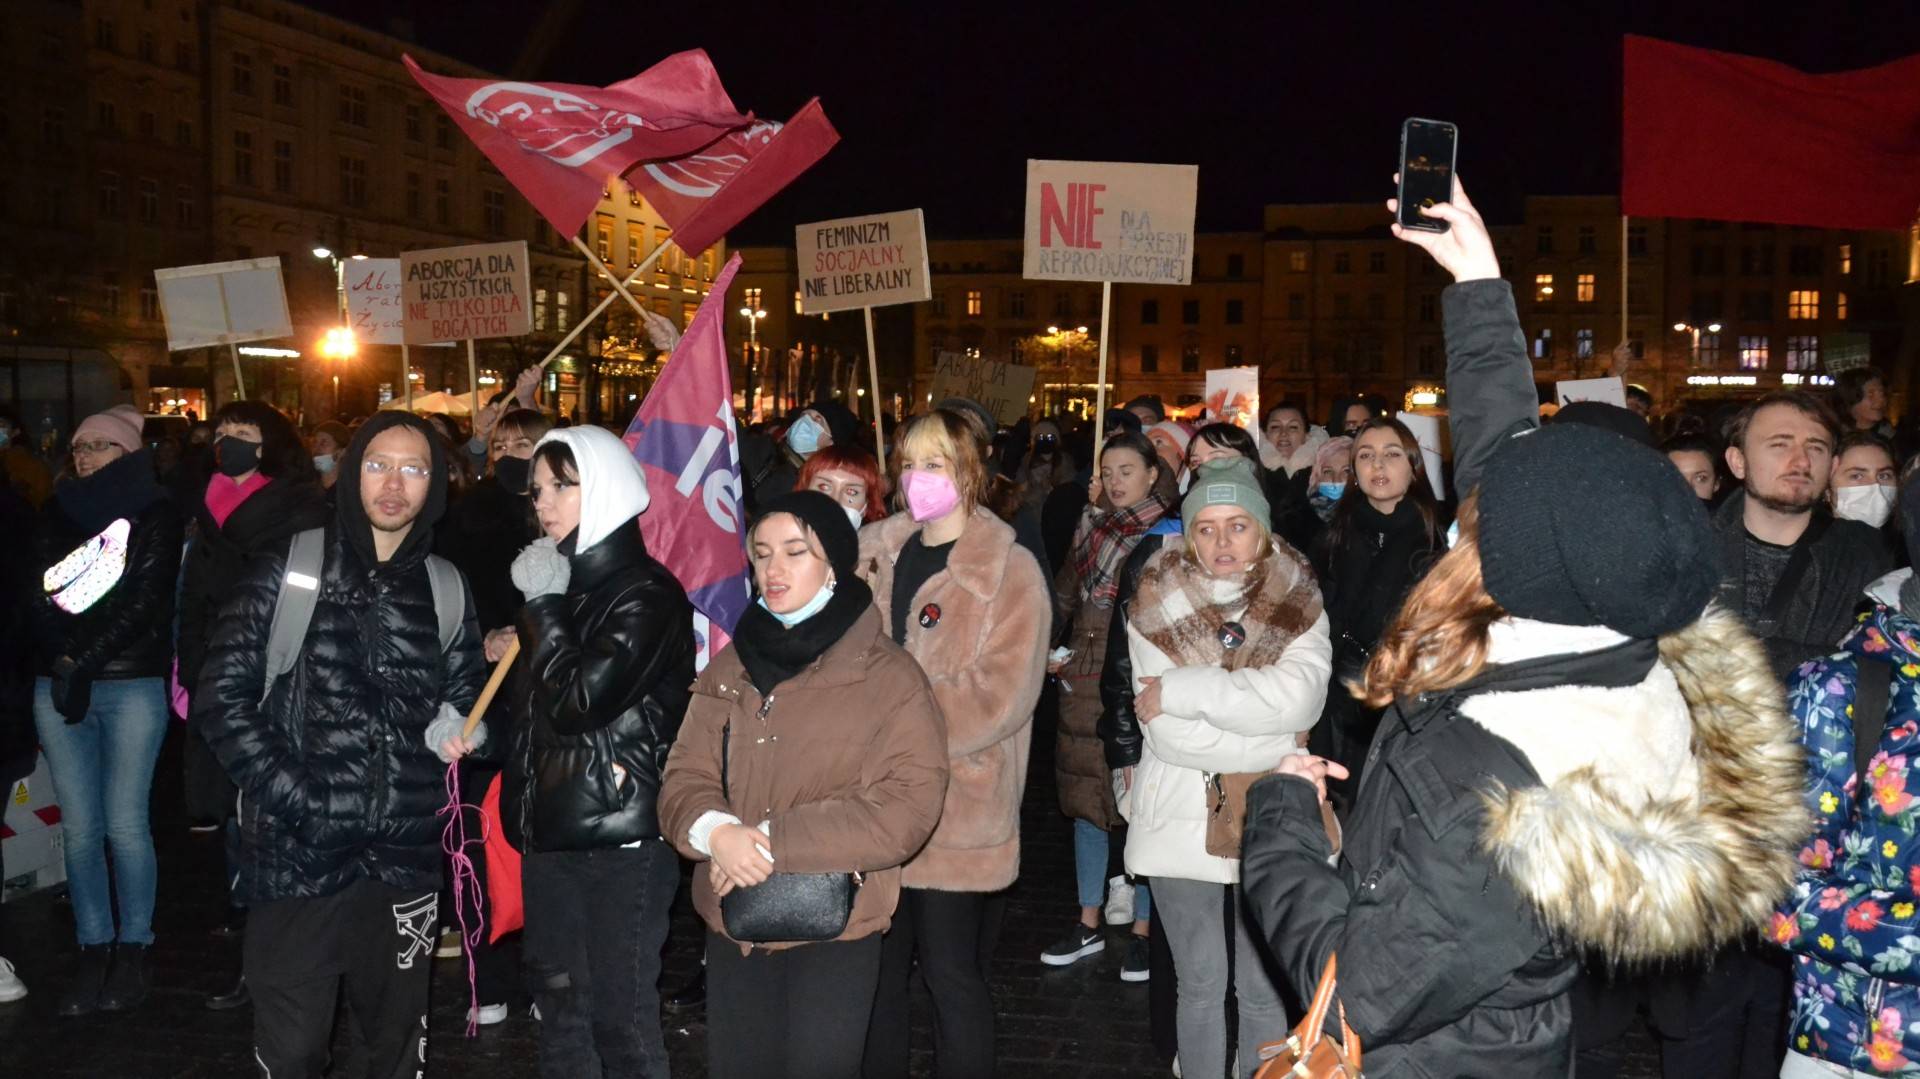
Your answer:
[1023,160,1198,285]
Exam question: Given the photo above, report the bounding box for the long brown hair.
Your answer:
[1327,417,1440,552]
[1358,494,1507,708]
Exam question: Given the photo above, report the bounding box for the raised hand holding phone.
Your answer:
[1388,175,1501,284]
[1396,118,1458,233]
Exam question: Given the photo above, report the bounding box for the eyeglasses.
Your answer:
[362,459,431,480]
[71,440,120,456]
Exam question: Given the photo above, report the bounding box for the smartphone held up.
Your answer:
[1397,118,1458,233]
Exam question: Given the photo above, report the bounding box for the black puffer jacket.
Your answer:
[176,475,329,691]
[31,454,184,681]
[502,518,695,852]
[435,475,539,633]
[197,413,485,903]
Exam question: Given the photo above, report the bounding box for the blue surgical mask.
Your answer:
[758,577,835,627]
[312,453,336,475]
[1316,482,1347,501]
[0,426,11,449]
[785,415,823,456]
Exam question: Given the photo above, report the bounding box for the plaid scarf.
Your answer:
[1128,541,1323,671]
[1070,494,1171,609]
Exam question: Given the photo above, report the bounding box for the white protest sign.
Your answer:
[1023,160,1198,285]
[1554,377,1627,408]
[153,258,293,351]
[344,259,405,345]
[1204,366,1260,430]
[400,241,532,344]
[1396,412,1448,501]
[927,352,1037,426]
[796,209,930,314]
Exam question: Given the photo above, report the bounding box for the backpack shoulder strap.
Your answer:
[423,554,462,655]
[1853,658,1894,782]
[260,528,326,707]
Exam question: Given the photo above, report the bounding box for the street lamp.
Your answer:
[1673,321,1723,369]
[1045,325,1092,416]
[312,248,368,417]
[739,306,767,416]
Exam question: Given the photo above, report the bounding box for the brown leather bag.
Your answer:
[1252,954,1364,1078]
[1204,773,1343,860]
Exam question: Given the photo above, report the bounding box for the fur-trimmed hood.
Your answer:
[1472,604,1808,963]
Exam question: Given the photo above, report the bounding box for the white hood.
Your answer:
[535,426,650,552]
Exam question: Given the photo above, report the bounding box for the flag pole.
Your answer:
[863,306,885,470]
[1619,214,1629,347]
[402,344,413,409]
[570,236,655,320]
[1092,280,1112,448]
[466,339,479,420]
[536,242,672,370]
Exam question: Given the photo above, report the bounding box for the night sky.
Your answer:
[316,0,1920,242]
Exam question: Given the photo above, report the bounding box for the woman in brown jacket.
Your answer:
[659,491,949,1079]
[858,409,1050,1079]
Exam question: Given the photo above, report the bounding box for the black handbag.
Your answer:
[716,702,857,943]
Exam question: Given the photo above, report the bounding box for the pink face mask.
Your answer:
[903,469,961,522]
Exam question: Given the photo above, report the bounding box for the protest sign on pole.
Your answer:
[1022,160,1198,446]
[154,257,295,401]
[927,352,1038,427]
[1204,366,1260,430]
[345,259,405,345]
[795,208,933,463]
[1397,412,1449,501]
[400,241,531,416]
[1553,376,1628,407]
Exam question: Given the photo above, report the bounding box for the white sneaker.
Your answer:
[0,957,24,1003]
[467,1002,509,1026]
[1103,874,1134,925]
[530,1002,542,1022]
[1169,1055,1181,1078]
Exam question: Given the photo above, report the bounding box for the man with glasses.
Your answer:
[198,412,485,1078]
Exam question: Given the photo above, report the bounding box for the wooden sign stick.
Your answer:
[461,637,520,740]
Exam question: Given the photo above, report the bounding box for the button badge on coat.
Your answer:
[1219,621,1246,650]
[919,603,942,629]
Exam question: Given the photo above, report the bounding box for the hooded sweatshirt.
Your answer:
[335,411,451,567]
[533,426,650,552]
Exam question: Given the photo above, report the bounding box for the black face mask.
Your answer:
[493,454,530,495]
[215,436,261,477]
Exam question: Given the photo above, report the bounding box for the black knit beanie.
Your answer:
[1477,422,1719,638]
[753,490,859,581]
[1553,400,1655,447]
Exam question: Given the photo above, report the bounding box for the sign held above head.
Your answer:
[1022,160,1199,286]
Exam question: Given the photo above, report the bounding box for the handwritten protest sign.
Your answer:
[1204,366,1260,430]
[796,209,930,314]
[1554,376,1627,407]
[928,352,1037,426]
[345,259,405,345]
[400,241,531,345]
[1022,161,1198,285]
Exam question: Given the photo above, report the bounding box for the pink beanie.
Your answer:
[74,404,144,455]
[1313,435,1354,478]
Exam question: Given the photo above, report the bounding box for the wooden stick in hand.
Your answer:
[461,637,520,740]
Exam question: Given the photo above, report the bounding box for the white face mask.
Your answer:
[1834,483,1897,529]
[843,504,863,531]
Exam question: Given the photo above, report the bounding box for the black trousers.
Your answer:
[863,888,1001,1079]
[1654,948,1792,1079]
[245,877,439,1079]
[521,843,677,1079]
[709,932,884,1079]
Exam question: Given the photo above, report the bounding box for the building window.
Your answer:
[272,64,293,106]
[556,291,569,331]
[233,131,254,185]
[534,288,548,331]
[138,110,155,138]
[1536,227,1554,255]
[965,290,983,317]
[1417,342,1440,375]
[1225,299,1244,325]
[1287,293,1306,320]
[139,286,159,321]
[1840,244,1853,275]
[744,288,762,311]
[483,190,506,236]
[1052,292,1070,317]
[626,224,642,268]
[1418,293,1436,322]
[96,101,118,134]
[95,17,116,49]
[403,104,423,142]
[1575,328,1594,359]
[1367,251,1386,273]
[405,172,422,217]
[434,178,450,225]
[1181,299,1199,325]
[138,31,155,62]
[1366,293,1386,320]
[1869,248,1891,287]
[175,42,192,71]
[1287,340,1309,372]
[1787,290,1819,320]
[1787,245,1821,276]
[1140,345,1159,373]
[1534,273,1554,302]
[338,156,367,207]
[1289,250,1308,273]
[1628,224,1648,256]
[1333,252,1350,274]
[98,171,122,217]
[137,177,157,223]
[1837,292,1849,321]
[175,186,193,227]
[1786,335,1819,372]
[1333,294,1351,318]
[1141,299,1159,324]
[1181,345,1200,373]
[1738,335,1770,370]
[1009,291,1027,317]
[1577,225,1596,254]
[1226,254,1244,278]
[1225,344,1243,364]
[434,113,452,150]
[271,140,292,193]
[930,292,945,317]
[1698,332,1722,366]
[175,119,192,147]
[1576,273,1595,303]
[1740,244,1773,275]
[231,52,253,95]
[338,85,368,127]
[1532,327,1554,360]
[1691,245,1726,275]
[102,272,120,315]
[1739,290,1771,321]
[595,215,613,261]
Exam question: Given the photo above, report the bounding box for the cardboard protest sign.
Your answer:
[1824,332,1872,373]
[928,352,1037,426]
[153,258,293,351]
[1554,377,1627,407]
[796,209,930,314]
[1023,161,1198,285]
[345,259,405,346]
[400,241,532,344]
[1204,366,1260,430]
[1396,411,1449,501]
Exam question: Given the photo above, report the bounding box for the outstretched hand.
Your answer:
[639,308,683,352]
[1388,175,1501,284]
[1273,753,1350,805]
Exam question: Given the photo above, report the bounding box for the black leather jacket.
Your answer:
[502,519,696,853]
[31,485,184,681]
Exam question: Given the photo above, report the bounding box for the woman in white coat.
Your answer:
[1117,457,1332,1079]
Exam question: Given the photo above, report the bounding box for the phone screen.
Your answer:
[1398,119,1458,232]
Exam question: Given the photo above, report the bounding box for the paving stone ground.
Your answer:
[1,706,1665,1077]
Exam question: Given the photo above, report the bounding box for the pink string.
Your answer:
[439,760,490,1039]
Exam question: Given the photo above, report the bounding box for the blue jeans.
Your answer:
[1073,817,1150,920]
[33,676,168,946]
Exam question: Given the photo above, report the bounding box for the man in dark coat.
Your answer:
[198,412,485,1079]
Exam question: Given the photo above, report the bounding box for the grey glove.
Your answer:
[425,701,486,764]
[511,536,570,598]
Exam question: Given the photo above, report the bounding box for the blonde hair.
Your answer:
[896,410,987,511]
[1358,495,1506,708]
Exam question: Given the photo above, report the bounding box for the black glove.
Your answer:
[51,670,93,724]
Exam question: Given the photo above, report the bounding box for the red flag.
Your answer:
[1623,35,1920,230]
[403,51,751,237]
[626,99,840,257]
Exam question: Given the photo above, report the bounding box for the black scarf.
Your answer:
[732,577,874,695]
[54,450,166,535]
[1327,498,1437,653]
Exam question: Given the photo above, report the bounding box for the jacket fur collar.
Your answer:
[1471,605,1808,963]
[869,506,1015,602]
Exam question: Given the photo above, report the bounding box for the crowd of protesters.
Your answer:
[2,174,1919,1079]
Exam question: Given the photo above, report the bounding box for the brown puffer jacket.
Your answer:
[859,507,1050,891]
[1054,565,1122,830]
[659,606,950,950]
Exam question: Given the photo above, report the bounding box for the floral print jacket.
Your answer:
[1780,605,1920,1075]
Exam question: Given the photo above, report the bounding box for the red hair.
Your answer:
[797,443,889,522]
